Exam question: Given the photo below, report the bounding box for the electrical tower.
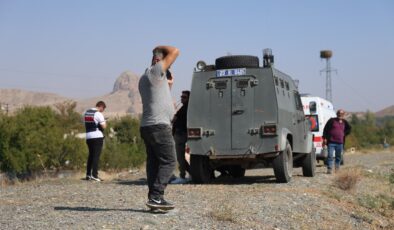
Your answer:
[320,50,337,102]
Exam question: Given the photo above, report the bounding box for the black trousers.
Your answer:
[86,138,104,178]
[140,124,176,199]
[174,131,190,178]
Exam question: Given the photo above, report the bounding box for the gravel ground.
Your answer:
[1,151,393,230]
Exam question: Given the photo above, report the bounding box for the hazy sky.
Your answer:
[0,0,393,112]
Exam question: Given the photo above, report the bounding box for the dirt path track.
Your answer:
[1,152,393,229]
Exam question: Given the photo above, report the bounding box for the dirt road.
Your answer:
[1,151,393,230]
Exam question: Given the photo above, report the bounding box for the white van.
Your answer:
[300,95,336,160]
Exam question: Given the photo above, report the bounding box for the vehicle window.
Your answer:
[294,92,303,111]
[236,79,249,88]
[280,79,284,88]
[214,80,227,89]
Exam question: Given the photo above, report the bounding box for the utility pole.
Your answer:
[320,50,337,102]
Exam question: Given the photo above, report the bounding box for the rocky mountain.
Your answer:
[75,71,142,117]
[0,71,142,118]
[375,105,394,117]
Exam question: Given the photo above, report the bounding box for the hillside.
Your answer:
[0,89,70,111]
[375,105,394,117]
[0,71,142,118]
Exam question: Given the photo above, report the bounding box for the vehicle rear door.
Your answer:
[231,76,255,150]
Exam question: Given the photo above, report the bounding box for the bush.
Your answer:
[334,168,362,191]
[61,136,87,170]
[0,106,146,176]
[0,107,64,173]
[0,105,86,175]
[100,116,145,170]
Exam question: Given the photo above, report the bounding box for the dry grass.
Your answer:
[0,174,17,187]
[334,168,362,191]
[207,198,237,223]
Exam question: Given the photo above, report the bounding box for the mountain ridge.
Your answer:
[0,71,142,118]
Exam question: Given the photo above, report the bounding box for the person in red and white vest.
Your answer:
[84,101,106,181]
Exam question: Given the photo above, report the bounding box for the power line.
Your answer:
[335,75,376,112]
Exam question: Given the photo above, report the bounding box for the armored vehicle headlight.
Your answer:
[196,61,206,71]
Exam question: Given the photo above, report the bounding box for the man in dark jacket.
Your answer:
[172,90,190,180]
[323,109,351,174]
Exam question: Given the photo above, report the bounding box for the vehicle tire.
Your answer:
[302,148,316,177]
[228,165,246,178]
[215,55,259,70]
[272,141,293,183]
[190,155,213,184]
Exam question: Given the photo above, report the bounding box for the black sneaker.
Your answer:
[85,175,92,180]
[146,197,175,210]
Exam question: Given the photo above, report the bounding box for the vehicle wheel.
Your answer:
[215,55,259,69]
[273,141,293,183]
[190,155,213,184]
[302,148,316,177]
[228,165,246,178]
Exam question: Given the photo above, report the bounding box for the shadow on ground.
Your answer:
[114,178,147,186]
[113,175,278,186]
[54,206,163,214]
[211,175,277,184]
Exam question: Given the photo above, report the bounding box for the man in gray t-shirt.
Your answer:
[138,45,179,210]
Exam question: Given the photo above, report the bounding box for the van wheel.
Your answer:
[190,155,213,184]
[273,141,293,183]
[228,166,246,178]
[215,55,259,69]
[302,148,316,177]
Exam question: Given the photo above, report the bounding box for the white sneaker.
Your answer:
[90,176,102,182]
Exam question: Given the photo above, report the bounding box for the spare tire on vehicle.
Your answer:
[215,55,259,70]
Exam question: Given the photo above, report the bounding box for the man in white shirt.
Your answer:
[84,101,107,181]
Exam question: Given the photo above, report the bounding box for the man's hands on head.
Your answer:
[154,45,180,71]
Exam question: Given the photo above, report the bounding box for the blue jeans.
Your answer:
[327,143,343,169]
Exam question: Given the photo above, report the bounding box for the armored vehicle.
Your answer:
[187,49,315,183]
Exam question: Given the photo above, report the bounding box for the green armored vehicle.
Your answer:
[187,49,315,183]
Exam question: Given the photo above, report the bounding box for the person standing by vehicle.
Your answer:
[139,45,179,210]
[84,101,107,181]
[172,90,190,180]
[323,109,351,174]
